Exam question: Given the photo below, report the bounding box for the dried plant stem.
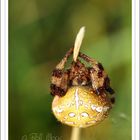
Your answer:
[70,127,81,140]
[73,26,85,62]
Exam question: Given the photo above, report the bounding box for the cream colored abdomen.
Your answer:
[52,86,112,128]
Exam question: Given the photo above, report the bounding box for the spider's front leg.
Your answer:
[89,64,115,104]
[50,71,69,97]
[79,52,115,104]
[50,48,73,97]
[88,64,110,94]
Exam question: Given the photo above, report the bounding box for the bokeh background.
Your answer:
[9,0,131,140]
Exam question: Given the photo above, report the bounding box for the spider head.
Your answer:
[69,60,90,86]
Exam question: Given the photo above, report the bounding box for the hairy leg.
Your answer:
[79,52,115,104]
[50,47,73,96]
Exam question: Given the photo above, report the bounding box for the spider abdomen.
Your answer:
[52,86,112,128]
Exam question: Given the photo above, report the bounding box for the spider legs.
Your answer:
[88,67,105,94]
[79,52,115,104]
[50,47,73,96]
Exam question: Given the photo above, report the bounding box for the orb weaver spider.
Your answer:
[50,27,115,127]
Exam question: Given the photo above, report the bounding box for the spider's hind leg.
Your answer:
[50,48,73,97]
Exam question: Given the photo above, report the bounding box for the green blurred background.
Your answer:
[9,0,131,140]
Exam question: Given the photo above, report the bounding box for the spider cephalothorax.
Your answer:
[50,47,114,100]
[50,47,115,127]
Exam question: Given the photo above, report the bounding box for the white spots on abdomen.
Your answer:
[79,100,83,105]
[54,107,63,113]
[91,104,97,110]
[81,112,89,117]
[91,104,110,113]
[69,112,76,117]
[65,121,75,125]
[84,104,89,108]
[96,107,103,112]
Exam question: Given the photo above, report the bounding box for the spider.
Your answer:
[50,47,115,101]
[50,47,115,127]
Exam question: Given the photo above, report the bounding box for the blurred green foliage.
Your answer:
[9,0,131,140]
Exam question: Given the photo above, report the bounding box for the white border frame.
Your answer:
[1,0,8,139]
[132,0,139,140]
[0,0,139,140]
